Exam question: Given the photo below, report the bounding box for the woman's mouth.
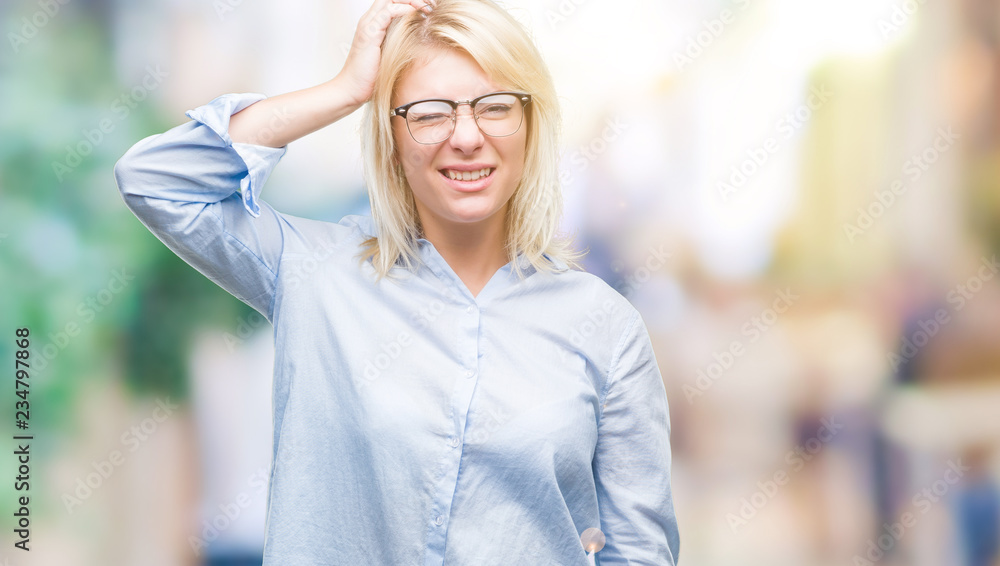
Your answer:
[438,167,496,192]
[440,167,494,181]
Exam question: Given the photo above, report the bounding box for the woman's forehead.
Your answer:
[394,46,502,102]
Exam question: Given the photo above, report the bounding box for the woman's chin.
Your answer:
[440,204,506,226]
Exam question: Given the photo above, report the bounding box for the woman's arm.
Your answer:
[227,77,360,148]
[592,310,680,565]
[114,0,433,318]
[114,93,291,318]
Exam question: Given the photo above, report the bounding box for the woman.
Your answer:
[115,0,679,563]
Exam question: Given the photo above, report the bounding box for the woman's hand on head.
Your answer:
[338,0,434,107]
[228,0,432,147]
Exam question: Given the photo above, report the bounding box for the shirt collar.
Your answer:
[344,213,564,275]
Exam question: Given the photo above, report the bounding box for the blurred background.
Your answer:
[2,0,1000,564]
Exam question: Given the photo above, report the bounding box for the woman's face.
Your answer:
[391,46,527,235]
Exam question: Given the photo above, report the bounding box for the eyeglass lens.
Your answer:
[405,93,525,144]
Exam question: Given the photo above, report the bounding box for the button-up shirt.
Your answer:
[114,92,679,565]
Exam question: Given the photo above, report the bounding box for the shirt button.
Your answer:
[465,369,475,379]
[435,515,445,526]
[450,437,460,447]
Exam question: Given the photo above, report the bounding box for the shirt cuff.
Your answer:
[184,92,287,218]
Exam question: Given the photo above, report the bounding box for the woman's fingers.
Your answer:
[363,0,431,23]
[337,0,434,105]
[340,0,436,102]
[355,0,427,46]
[402,0,434,11]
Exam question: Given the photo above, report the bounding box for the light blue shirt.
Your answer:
[114,92,679,565]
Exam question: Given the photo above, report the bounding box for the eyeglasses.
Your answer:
[390,91,531,145]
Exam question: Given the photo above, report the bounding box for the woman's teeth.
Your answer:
[444,168,492,181]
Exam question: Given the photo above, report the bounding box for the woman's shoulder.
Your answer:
[273,211,376,255]
[537,264,641,321]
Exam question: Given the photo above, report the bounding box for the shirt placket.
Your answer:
[422,254,483,566]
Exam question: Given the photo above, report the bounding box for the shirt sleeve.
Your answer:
[113,92,288,320]
[593,310,680,565]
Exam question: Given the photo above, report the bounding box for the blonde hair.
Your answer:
[356,0,586,283]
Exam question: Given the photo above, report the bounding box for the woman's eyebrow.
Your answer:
[403,87,507,103]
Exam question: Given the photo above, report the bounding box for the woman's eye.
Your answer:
[480,104,512,115]
[412,113,449,123]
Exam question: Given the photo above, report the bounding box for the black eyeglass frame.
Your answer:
[390,91,532,145]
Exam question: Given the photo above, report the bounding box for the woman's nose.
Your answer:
[449,105,484,150]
